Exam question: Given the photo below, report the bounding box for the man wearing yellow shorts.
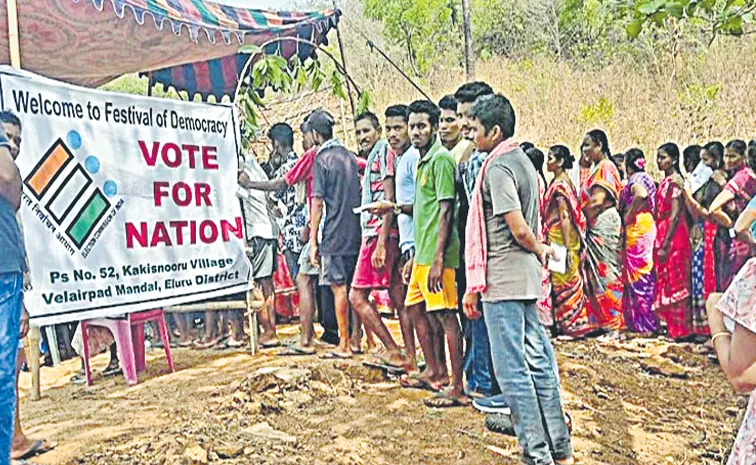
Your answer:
[402,100,465,407]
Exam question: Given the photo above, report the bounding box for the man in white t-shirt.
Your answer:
[239,155,280,348]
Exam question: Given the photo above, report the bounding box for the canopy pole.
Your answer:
[6,0,20,68]
[147,72,154,97]
[332,1,356,119]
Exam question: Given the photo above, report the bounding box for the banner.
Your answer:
[0,67,253,326]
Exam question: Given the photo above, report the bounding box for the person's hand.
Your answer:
[669,173,685,188]
[369,200,397,216]
[463,292,481,320]
[402,256,414,285]
[427,258,444,294]
[372,240,386,269]
[709,210,733,228]
[712,170,728,187]
[657,247,669,264]
[19,306,29,339]
[310,242,320,268]
[536,243,555,267]
[239,170,251,187]
[300,226,310,245]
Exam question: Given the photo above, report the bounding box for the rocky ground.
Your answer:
[19,326,743,465]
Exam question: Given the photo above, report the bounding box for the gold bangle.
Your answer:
[711,332,732,345]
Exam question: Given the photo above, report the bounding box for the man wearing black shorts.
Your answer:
[308,111,362,358]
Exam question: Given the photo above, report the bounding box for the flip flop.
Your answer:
[362,361,406,375]
[319,351,352,360]
[278,345,316,356]
[423,392,471,408]
[14,439,56,460]
[102,366,122,378]
[260,340,282,349]
[226,339,246,349]
[399,375,442,392]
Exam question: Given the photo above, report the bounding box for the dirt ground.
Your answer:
[18,322,744,465]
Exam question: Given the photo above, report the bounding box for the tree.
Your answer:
[627,0,756,43]
[361,0,460,75]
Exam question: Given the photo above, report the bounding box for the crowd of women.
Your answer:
[528,133,756,342]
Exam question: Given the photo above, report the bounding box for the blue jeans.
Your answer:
[483,299,572,465]
[463,316,494,396]
[0,272,22,465]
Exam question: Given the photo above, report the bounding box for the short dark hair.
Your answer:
[384,104,408,122]
[549,145,575,170]
[467,94,516,139]
[267,123,294,148]
[308,110,334,139]
[454,81,494,104]
[355,111,380,129]
[407,100,441,127]
[438,95,457,112]
[520,141,535,152]
[0,111,21,128]
[748,139,756,171]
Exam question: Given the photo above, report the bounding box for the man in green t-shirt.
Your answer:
[401,100,466,406]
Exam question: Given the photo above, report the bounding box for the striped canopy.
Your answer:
[0,0,340,99]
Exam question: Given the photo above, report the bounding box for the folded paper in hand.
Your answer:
[353,200,396,215]
[548,244,567,274]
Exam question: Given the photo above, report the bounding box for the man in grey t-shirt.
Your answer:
[463,94,574,465]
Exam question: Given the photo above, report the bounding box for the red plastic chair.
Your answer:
[81,309,174,387]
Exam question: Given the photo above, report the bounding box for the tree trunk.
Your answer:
[461,0,475,81]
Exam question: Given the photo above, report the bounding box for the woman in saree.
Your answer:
[526,147,553,328]
[654,143,693,341]
[708,139,756,289]
[544,145,590,337]
[579,130,624,338]
[705,200,756,465]
[619,149,658,335]
[680,142,725,338]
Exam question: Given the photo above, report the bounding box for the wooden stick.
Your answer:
[247,290,258,356]
[165,301,263,312]
[28,328,41,401]
[332,1,356,118]
[6,0,21,68]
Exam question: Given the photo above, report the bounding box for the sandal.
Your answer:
[103,364,122,377]
[399,374,443,392]
[319,351,353,360]
[13,439,56,460]
[423,391,471,408]
[278,345,316,356]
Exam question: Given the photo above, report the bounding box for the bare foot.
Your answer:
[555,457,575,465]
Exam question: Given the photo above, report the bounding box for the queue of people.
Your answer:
[237,78,755,464]
[1,73,755,464]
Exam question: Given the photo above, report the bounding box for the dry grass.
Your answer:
[340,29,756,172]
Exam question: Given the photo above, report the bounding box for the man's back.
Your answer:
[0,195,24,275]
[480,146,540,302]
[312,143,361,256]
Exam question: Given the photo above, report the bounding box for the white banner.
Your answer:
[0,67,252,326]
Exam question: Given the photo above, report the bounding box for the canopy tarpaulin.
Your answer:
[0,0,340,98]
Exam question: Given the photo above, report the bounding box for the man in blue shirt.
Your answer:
[0,125,24,464]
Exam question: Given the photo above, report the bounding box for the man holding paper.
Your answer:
[462,94,574,465]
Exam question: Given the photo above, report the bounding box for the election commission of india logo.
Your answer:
[23,130,123,257]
